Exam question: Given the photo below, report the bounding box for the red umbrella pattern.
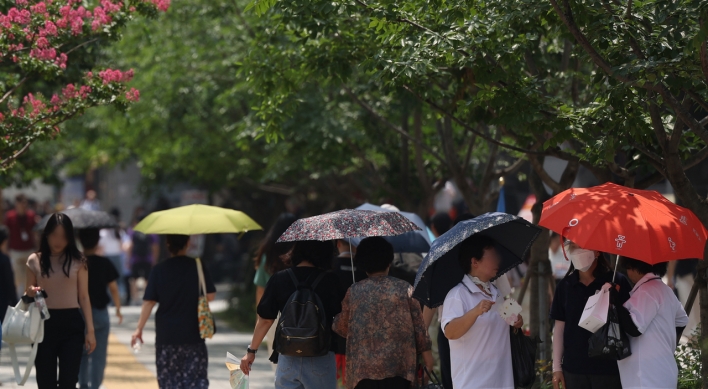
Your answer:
[276,209,421,242]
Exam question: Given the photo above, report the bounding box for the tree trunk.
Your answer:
[528,164,553,361]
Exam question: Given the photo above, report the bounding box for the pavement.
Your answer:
[0,285,275,388]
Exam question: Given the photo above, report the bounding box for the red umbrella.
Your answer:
[539,182,707,264]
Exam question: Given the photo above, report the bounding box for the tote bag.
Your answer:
[196,258,215,339]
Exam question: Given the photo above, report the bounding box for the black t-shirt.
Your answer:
[86,255,120,309]
[144,256,216,345]
[257,266,343,353]
[331,256,367,298]
[550,270,632,375]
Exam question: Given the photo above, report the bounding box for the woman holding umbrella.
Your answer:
[441,235,523,389]
[549,241,631,389]
[131,235,216,388]
[613,258,688,389]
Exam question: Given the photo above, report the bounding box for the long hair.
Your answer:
[253,213,298,275]
[38,213,84,278]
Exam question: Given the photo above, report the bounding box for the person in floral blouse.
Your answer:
[333,237,434,389]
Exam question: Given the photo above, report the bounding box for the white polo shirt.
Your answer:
[441,276,513,389]
[618,273,688,389]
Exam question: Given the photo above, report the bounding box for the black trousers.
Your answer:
[438,325,453,389]
[35,309,85,389]
[355,376,410,389]
[563,370,623,389]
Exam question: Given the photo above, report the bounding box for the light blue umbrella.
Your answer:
[347,203,431,253]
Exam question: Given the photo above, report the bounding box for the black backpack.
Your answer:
[275,269,330,357]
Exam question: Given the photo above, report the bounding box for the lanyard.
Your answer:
[633,276,661,292]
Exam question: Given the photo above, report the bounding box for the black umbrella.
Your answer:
[35,208,118,230]
[413,212,541,308]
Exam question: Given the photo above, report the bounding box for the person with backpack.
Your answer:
[240,240,343,389]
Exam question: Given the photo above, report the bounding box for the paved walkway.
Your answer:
[0,300,275,388]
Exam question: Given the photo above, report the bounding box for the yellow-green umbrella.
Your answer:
[134,204,262,235]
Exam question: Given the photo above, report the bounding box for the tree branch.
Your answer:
[684,146,708,171]
[401,85,545,154]
[668,96,691,153]
[494,156,526,177]
[635,171,666,189]
[656,85,708,146]
[352,0,471,57]
[344,87,446,164]
[0,141,33,168]
[528,154,563,193]
[64,38,100,56]
[548,0,640,87]
[0,77,28,106]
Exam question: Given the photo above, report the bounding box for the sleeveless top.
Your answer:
[27,253,83,309]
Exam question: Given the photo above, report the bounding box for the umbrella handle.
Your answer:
[349,241,355,284]
[613,255,621,284]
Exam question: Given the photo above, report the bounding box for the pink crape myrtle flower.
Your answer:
[99,68,134,84]
[150,0,170,12]
[125,88,140,102]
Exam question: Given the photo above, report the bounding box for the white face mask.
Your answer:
[569,249,596,272]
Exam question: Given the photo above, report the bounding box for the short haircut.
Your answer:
[355,237,394,274]
[623,257,668,277]
[0,225,8,245]
[78,228,101,250]
[290,240,335,270]
[458,235,496,274]
[166,234,189,255]
[431,213,452,235]
[15,194,26,203]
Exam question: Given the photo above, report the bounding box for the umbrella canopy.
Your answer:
[346,203,431,253]
[277,209,421,242]
[134,205,262,235]
[413,212,541,308]
[539,182,708,264]
[36,208,118,230]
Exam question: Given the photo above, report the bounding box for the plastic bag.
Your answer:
[225,352,249,389]
[588,305,632,360]
[510,327,539,388]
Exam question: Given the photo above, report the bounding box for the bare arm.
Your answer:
[78,265,96,353]
[24,259,38,297]
[240,315,276,375]
[132,300,157,346]
[108,281,123,324]
[207,292,216,302]
[255,286,265,306]
[444,300,491,340]
[423,305,435,328]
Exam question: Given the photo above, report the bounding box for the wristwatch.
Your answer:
[247,346,257,354]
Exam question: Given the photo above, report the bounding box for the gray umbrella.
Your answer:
[36,208,118,230]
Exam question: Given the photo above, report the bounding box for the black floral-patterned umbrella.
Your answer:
[36,208,118,230]
[277,209,421,243]
[413,212,541,308]
[277,209,421,282]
